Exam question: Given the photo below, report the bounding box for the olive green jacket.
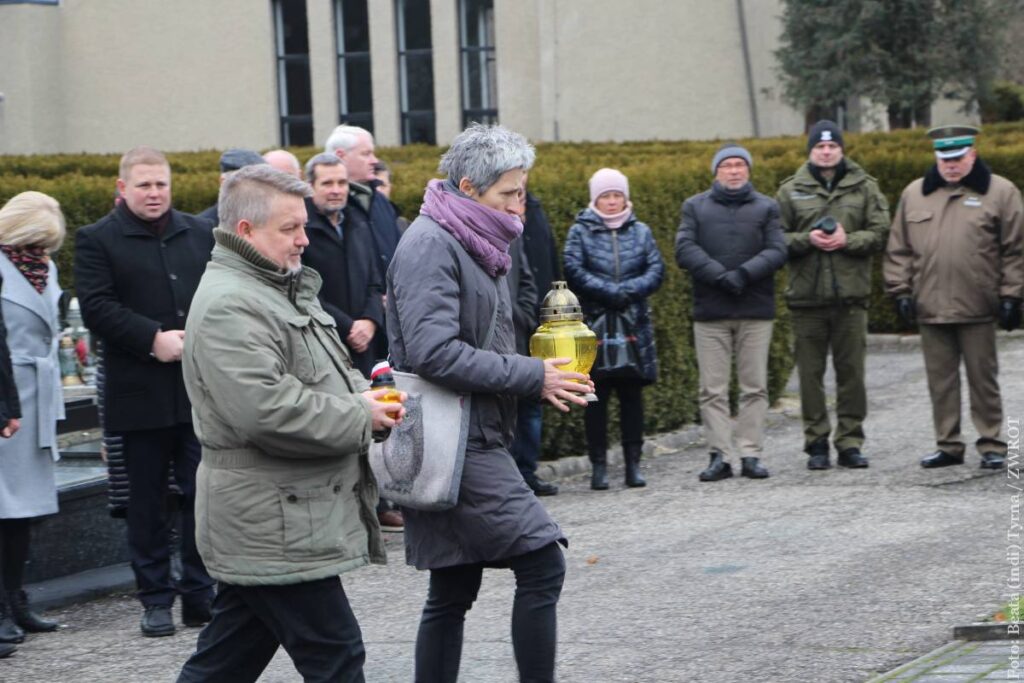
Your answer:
[182,228,384,586]
[776,159,891,307]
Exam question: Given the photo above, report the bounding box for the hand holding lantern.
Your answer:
[529,281,597,405]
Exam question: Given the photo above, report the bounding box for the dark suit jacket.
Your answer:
[74,204,214,432]
[300,198,385,376]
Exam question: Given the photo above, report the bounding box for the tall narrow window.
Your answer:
[396,0,436,144]
[273,0,313,146]
[335,0,373,132]
[459,0,497,127]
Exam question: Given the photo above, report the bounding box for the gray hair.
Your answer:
[325,124,372,155]
[304,152,344,185]
[219,165,311,230]
[439,123,535,195]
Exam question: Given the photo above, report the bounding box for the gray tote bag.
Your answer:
[369,292,500,511]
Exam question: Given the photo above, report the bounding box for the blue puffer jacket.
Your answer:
[563,209,665,383]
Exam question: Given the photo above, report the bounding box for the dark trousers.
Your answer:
[0,518,30,591]
[584,378,645,457]
[790,306,868,452]
[511,398,544,482]
[177,577,365,683]
[920,322,1006,455]
[415,542,566,683]
[120,424,213,607]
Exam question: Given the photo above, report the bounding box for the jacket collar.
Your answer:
[793,158,868,191]
[347,181,373,214]
[116,203,188,240]
[575,207,636,232]
[211,227,321,308]
[922,157,992,196]
[0,253,59,334]
[303,197,344,243]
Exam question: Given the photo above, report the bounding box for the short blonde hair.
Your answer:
[119,146,170,180]
[0,191,66,252]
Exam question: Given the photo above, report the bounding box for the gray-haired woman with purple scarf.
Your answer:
[386,123,591,683]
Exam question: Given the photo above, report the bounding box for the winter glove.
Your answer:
[609,290,631,310]
[895,297,916,326]
[1000,297,1023,332]
[716,270,747,296]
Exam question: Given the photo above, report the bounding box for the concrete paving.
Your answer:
[3,334,1023,682]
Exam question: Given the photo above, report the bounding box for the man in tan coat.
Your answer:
[176,165,404,682]
[885,125,1023,470]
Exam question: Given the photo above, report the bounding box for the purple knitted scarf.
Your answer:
[420,179,523,277]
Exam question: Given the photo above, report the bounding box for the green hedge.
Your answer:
[4,124,1024,457]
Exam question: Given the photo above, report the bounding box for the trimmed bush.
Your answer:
[4,123,1024,457]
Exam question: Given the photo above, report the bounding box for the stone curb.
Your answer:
[534,424,704,483]
[953,622,1024,641]
[867,329,1024,351]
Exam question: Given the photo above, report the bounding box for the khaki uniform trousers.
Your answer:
[919,322,1006,456]
[693,319,774,457]
[791,305,868,452]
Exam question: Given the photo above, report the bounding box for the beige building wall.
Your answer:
[0,0,282,155]
[0,5,63,155]
[431,0,462,144]
[368,1,401,147]
[493,0,804,143]
[309,0,342,149]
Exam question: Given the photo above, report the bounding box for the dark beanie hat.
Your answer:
[807,120,844,152]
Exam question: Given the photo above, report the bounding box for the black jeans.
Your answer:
[177,577,365,683]
[415,542,566,683]
[583,378,645,457]
[510,398,544,482]
[120,424,213,607]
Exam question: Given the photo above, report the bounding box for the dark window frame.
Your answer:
[458,0,498,128]
[334,0,374,133]
[395,0,436,145]
[273,0,314,146]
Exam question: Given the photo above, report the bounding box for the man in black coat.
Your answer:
[300,153,384,377]
[675,143,787,482]
[74,146,215,637]
[196,148,266,226]
[510,182,560,496]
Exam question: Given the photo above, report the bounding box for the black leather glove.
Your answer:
[1000,297,1023,332]
[610,290,631,310]
[717,270,747,296]
[895,297,916,326]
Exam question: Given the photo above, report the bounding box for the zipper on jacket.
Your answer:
[612,231,621,282]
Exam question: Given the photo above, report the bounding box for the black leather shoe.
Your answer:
[699,452,733,482]
[624,444,647,488]
[527,477,559,497]
[981,452,1006,470]
[807,453,831,470]
[740,457,769,479]
[182,600,212,627]
[141,605,176,637]
[590,461,609,490]
[0,615,24,644]
[920,451,965,468]
[837,448,869,468]
[8,590,58,633]
[0,642,15,658]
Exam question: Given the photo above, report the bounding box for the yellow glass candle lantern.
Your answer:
[529,281,598,402]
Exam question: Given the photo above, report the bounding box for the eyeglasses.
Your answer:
[717,161,748,171]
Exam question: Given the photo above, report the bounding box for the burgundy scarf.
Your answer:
[1,245,49,293]
[419,179,523,277]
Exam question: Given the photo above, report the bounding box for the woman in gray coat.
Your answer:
[0,191,66,643]
[387,124,591,683]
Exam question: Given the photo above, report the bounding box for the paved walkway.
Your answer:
[3,335,1023,682]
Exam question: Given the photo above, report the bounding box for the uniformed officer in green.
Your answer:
[884,125,1023,470]
[776,121,890,470]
